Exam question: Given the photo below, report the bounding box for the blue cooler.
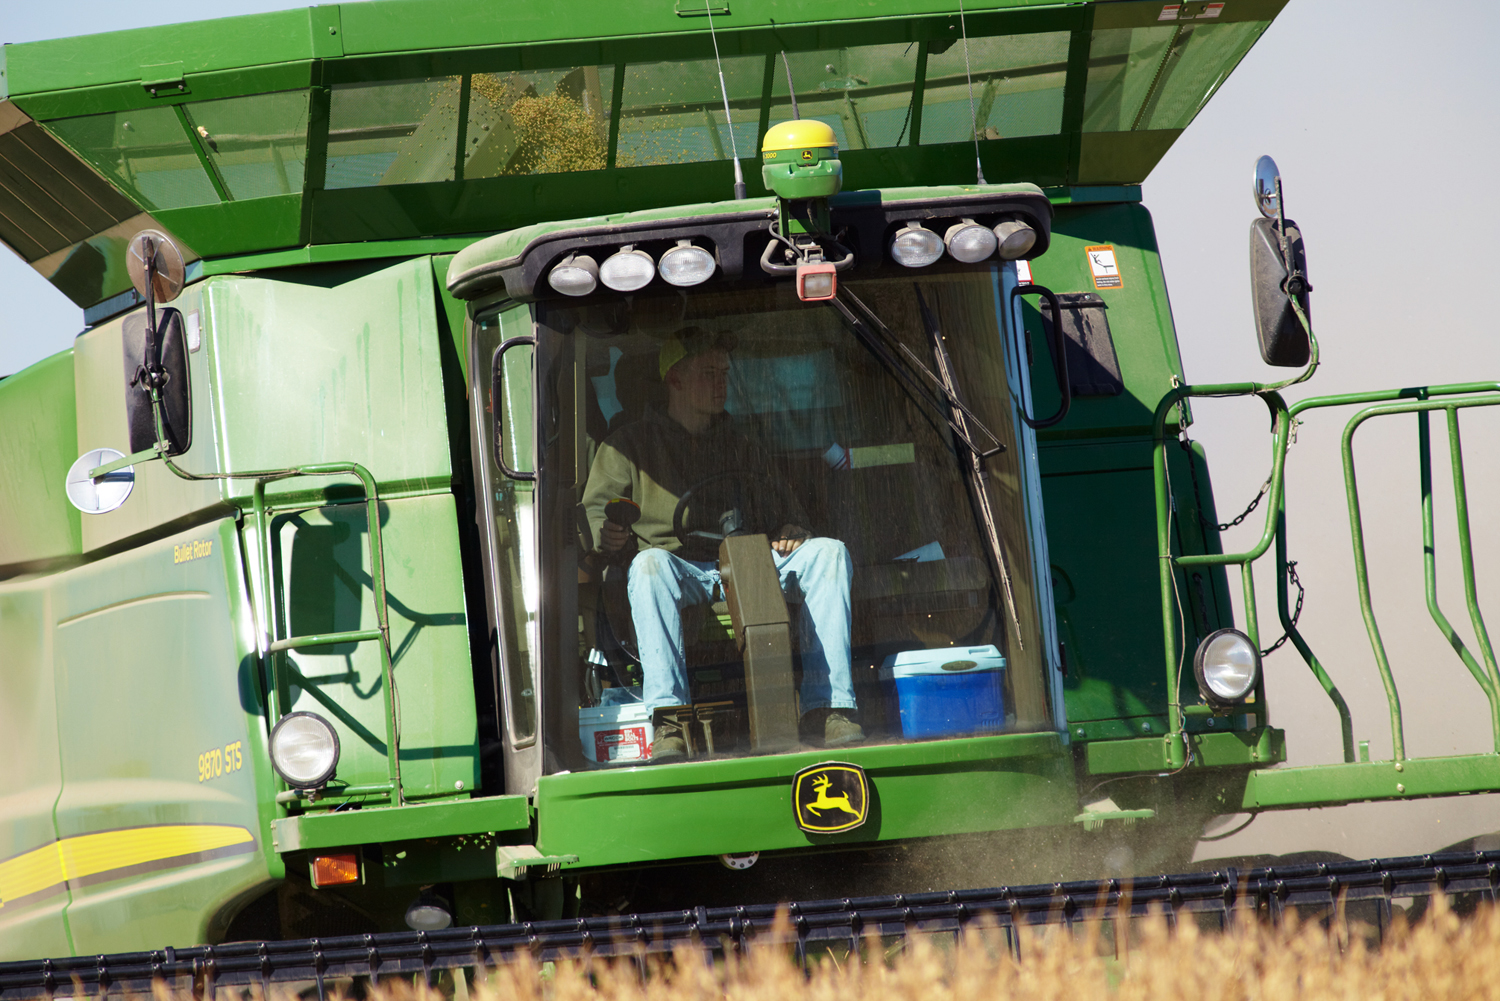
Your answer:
[882,645,1007,738]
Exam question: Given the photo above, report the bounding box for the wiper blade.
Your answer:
[912,284,1023,645]
[826,289,1006,460]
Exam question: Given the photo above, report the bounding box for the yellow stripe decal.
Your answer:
[0,825,254,908]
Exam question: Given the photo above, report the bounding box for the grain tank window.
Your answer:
[181,91,310,199]
[768,45,920,150]
[615,56,761,166]
[46,107,222,210]
[1083,20,1269,133]
[920,32,1071,143]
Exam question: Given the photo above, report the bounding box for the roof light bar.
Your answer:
[658,241,716,287]
[547,253,599,296]
[993,219,1038,260]
[600,246,656,291]
[944,219,998,264]
[889,222,944,268]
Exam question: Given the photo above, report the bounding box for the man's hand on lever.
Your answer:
[600,520,631,554]
[772,525,810,557]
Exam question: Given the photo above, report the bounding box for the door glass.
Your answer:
[533,270,1049,770]
[472,305,538,745]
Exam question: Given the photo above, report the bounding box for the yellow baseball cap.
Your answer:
[659,326,738,380]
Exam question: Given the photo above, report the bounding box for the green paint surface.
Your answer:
[536,733,1074,868]
[0,351,81,574]
[260,492,478,801]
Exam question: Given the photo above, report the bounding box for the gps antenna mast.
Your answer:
[781,51,801,119]
[957,0,986,184]
[705,3,747,199]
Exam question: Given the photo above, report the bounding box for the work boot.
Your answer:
[650,721,688,762]
[823,711,865,748]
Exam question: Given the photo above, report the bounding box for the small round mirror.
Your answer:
[66,448,135,515]
[126,229,186,304]
[1254,155,1281,219]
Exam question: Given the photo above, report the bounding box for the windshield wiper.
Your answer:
[910,285,1023,645]
[826,289,1007,459]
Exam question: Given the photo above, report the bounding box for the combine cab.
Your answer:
[2,0,1497,963]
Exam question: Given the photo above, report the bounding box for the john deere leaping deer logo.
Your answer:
[791,762,869,834]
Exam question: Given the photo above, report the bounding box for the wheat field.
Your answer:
[181,895,1500,1001]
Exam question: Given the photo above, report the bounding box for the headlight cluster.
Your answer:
[1193,628,1261,706]
[891,217,1037,269]
[548,241,718,296]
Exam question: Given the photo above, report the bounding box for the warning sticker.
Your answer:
[1085,246,1123,290]
[1158,4,1181,19]
[1015,259,1033,285]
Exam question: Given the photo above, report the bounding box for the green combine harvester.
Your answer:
[2,0,1499,971]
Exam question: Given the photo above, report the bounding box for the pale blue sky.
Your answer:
[4,1,1500,860]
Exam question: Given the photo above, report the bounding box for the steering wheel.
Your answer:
[671,469,788,547]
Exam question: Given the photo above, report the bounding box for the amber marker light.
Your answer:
[311,853,361,887]
[796,261,837,301]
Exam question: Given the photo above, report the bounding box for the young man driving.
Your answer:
[582,326,861,761]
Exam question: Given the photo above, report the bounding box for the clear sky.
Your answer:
[4,0,1500,862]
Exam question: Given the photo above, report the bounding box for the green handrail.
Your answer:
[1151,379,1500,772]
[1339,394,1500,760]
[112,385,406,806]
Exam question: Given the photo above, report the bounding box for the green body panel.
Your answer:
[0,519,280,959]
[1086,727,1285,776]
[535,734,1073,868]
[0,352,81,574]
[201,257,454,504]
[1026,201,1232,727]
[257,493,479,801]
[273,794,529,853]
[0,581,72,956]
[1243,754,1500,810]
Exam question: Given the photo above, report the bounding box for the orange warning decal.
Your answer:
[1085,246,1123,290]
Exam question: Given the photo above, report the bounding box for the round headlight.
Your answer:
[944,220,998,264]
[269,712,340,788]
[547,253,598,296]
[993,219,1038,260]
[1193,628,1261,705]
[599,247,656,291]
[405,892,454,931]
[658,241,716,287]
[889,222,944,268]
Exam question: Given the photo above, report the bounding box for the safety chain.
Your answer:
[1260,560,1305,657]
[1215,476,1271,532]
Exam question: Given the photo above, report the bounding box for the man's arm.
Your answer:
[581,442,638,553]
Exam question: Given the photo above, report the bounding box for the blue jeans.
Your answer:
[627,538,857,717]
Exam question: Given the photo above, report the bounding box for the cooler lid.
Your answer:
[882,645,1006,678]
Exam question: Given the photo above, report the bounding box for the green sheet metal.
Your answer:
[536,733,1073,868]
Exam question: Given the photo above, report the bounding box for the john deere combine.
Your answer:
[2,0,1499,975]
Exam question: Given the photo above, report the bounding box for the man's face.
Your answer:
[668,349,730,419]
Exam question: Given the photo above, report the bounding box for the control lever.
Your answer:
[604,497,642,565]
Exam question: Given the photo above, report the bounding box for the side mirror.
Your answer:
[123,307,191,454]
[1248,156,1311,367]
[122,230,192,454]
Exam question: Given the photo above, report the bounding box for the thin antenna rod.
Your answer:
[781,51,801,119]
[705,2,747,199]
[957,0,986,185]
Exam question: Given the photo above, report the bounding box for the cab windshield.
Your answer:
[485,269,1054,771]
